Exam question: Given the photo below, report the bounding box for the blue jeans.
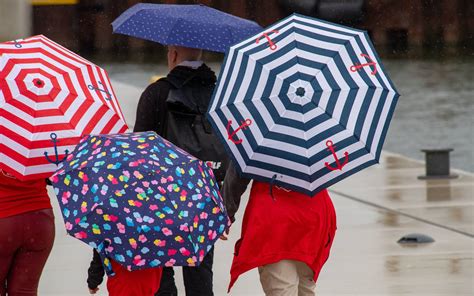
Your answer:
[156,247,214,296]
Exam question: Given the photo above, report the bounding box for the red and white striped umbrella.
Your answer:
[0,35,128,180]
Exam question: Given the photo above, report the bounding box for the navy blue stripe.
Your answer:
[374,93,399,160]
[221,26,361,110]
[361,31,399,95]
[206,14,398,195]
[352,86,377,139]
[364,90,390,150]
[209,107,380,197]
[310,144,367,183]
[233,152,378,197]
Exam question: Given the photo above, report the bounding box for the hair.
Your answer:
[169,45,203,62]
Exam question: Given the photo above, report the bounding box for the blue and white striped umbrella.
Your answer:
[207,14,400,196]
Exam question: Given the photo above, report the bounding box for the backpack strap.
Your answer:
[155,77,173,137]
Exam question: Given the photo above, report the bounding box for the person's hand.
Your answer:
[220,228,230,240]
[89,287,99,294]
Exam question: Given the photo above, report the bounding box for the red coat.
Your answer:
[0,169,51,218]
[228,181,337,291]
[107,260,162,296]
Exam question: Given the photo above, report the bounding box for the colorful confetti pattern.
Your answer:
[50,131,230,275]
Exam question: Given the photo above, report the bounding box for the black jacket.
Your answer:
[133,63,217,134]
[87,249,105,289]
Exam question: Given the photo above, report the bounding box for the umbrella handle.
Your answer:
[44,133,69,166]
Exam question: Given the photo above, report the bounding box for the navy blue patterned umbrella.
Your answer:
[207,14,400,196]
[50,132,229,274]
[112,3,262,53]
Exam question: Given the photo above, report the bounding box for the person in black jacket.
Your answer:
[134,45,217,296]
[86,46,216,296]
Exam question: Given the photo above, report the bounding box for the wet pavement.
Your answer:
[38,81,473,295]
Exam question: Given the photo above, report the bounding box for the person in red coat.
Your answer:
[221,163,337,296]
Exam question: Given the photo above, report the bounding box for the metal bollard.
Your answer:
[418,149,458,179]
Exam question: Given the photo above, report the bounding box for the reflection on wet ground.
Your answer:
[320,151,473,295]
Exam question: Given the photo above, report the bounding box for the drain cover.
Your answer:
[397,233,435,244]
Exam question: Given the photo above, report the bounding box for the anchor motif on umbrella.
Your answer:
[44,133,69,166]
[256,30,279,50]
[350,53,377,75]
[88,81,111,100]
[13,39,22,48]
[324,140,349,171]
[227,119,252,144]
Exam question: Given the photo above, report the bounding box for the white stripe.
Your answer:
[0,152,60,176]
[90,110,114,134]
[1,111,79,141]
[228,14,298,56]
[108,118,129,133]
[369,91,396,155]
[2,135,75,158]
[217,20,386,111]
[295,17,395,91]
[98,68,125,121]
[359,87,384,144]
[3,54,92,108]
[39,35,96,67]
[243,140,374,192]
[0,36,95,69]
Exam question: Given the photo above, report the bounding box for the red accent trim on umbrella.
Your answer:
[256,30,279,50]
[350,53,377,75]
[226,119,252,144]
[324,140,349,171]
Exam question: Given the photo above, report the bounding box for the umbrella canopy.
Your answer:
[207,14,399,196]
[112,3,262,53]
[0,35,128,180]
[50,131,229,274]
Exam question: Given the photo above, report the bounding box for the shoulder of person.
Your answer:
[144,77,172,93]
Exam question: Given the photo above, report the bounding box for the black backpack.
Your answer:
[159,78,229,182]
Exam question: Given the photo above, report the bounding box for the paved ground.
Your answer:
[38,80,473,295]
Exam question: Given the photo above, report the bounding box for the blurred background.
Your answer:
[1,0,473,171]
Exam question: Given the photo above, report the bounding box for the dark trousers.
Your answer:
[0,209,55,296]
[156,247,214,296]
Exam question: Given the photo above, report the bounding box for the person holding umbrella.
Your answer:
[111,3,262,295]
[222,163,337,295]
[134,45,217,296]
[206,12,399,296]
[0,34,128,296]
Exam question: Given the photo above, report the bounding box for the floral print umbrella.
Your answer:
[50,131,229,274]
